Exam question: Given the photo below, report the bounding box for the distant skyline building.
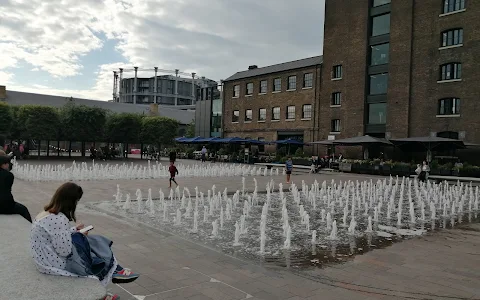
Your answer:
[113,67,217,107]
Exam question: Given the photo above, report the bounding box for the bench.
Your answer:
[0,215,107,300]
[410,174,480,184]
[254,163,313,174]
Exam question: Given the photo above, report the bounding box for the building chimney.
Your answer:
[0,85,6,100]
[248,65,258,70]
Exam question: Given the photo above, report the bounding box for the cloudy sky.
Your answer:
[0,0,325,100]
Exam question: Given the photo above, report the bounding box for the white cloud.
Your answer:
[0,0,325,99]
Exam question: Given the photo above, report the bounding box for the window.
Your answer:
[331,119,341,132]
[303,73,313,88]
[273,78,281,92]
[246,83,253,95]
[371,14,390,37]
[272,107,280,120]
[288,76,297,90]
[369,73,389,95]
[233,85,240,97]
[260,80,267,93]
[332,92,342,106]
[370,43,389,66]
[438,98,460,115]
[368,103,387,124]
[302,104,312,119]
[258,108,266,121]
[332,65,342,79]
[441,29,463,47]
[232,110,239,122]
[440,63,462,81]
[373,0,390,7]
[443,0,465,14]
[286,106,295,119]
[245,109,252,121]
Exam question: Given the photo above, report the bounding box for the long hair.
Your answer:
[44,182,83,222]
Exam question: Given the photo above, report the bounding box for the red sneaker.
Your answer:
[104,293,120,300]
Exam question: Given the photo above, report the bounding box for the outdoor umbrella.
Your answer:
[215,137,247,144]
[244,139,269,145]
[174,137,188,142]
[332,135,393,146]
[275,138,304,155]
[390,136,466,162]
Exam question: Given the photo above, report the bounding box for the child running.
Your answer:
[169,162,179,188]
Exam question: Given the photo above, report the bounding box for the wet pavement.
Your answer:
[10,159,480,300]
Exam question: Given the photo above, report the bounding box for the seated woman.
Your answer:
[0,155,32,222]
[31,182,139,300]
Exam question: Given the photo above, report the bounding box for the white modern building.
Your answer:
[113,67,217,107]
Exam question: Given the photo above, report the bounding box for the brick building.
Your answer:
[223,57,322,152]
[320,0,480,144]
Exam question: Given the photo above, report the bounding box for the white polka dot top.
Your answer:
[30,211,118,286]
[30,212,79,277]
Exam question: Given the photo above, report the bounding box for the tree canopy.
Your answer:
[141,116,179,148]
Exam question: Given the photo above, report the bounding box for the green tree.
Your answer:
[105,113,142,143]
[185,118,195,138]
[141,116,179,149]
[60,103,107,141]
[0,102,13,137]
[18,105,60,140]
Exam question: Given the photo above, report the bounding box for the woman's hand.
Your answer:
[76,223,85,231]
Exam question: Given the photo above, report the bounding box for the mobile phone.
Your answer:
[79,225,94,234]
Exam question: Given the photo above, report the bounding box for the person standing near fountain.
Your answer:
[169,149,176,163]
[418,161,430,182]
[201,146,207,163]
[0,155,32,222]
[169,161,179,188]
[30,182,139,300]
[285,157,293,184]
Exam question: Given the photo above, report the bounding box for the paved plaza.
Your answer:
[12,159,480,300]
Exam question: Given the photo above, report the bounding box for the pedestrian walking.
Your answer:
[169,162,179,188]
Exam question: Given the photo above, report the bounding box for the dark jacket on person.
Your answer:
[0,168,15,213]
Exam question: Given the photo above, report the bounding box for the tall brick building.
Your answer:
[320,0,480,144]
[222,57,322,151]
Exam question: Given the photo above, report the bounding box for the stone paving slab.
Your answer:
[9,160,480,300]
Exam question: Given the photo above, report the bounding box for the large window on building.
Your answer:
[272,107,280,120]
[286,106,295,119]
[302,104,312,119]
[260,80,267,94]
[371,14,390,37]
[232,110,239,122]
[332,65,342,79]
[246,83,253,95]
[443,0,465,14]
[441,28,463,47]
[370,43,389,66]
[273,78,282,92]
[259,108,266,121]
[368,103,387,124]
[440,63,462,81]
[438,98,460,115]
[331,92,342,106]
[373,0,391,7]
[245,109,253,121]
[331,119,341,132]
[233,85,240,97]
[287,76,297,90]
[303,73,313,88]
[369,73,389,95]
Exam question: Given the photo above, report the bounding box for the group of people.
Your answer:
[415,160,430,182]
[89,145,119,160]
[0,146,138,299]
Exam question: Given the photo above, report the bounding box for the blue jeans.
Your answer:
[71,233,120,280]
